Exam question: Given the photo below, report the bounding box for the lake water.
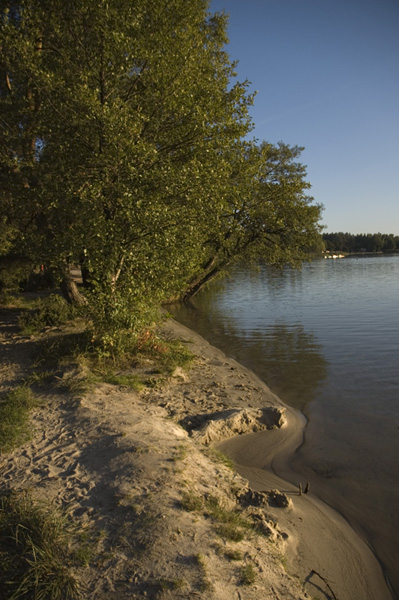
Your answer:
[171,255,399,598]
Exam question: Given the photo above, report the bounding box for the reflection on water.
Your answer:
[242,323,327,409]
[172,298,327,410]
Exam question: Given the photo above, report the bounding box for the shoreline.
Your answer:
[0,308,393,599]
[165,317,393,600]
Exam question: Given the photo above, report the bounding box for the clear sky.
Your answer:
[210,0,399,234]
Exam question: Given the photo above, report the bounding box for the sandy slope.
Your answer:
[0,311,392,599]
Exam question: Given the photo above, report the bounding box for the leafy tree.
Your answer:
[1,0,252,332]
[183,141,323,299]
[1,0,323,350]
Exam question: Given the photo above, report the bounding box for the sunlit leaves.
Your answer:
[1,0,322,342]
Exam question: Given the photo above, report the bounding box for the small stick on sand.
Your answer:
[298,482,302,496]
[309,569,338,600]
[304,482,310,494]
[271,585,280,599]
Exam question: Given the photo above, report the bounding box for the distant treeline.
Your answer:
[323,232,399,253]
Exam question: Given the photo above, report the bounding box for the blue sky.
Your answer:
[210,0,399,234]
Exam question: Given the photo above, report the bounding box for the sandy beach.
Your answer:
[0,310,392,599]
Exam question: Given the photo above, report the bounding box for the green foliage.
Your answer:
[0,386,39,453]
[0,258,33,299]
[0,260,55,300]
[18,294,78,334]
[83,287,162,355]
[0,491,82,600]
[183,141,323,299]
[22,269,56,293]
[1,0,323,348]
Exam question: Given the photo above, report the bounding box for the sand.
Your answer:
[0,310,393,599]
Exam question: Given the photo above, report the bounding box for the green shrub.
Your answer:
[132,329,194,374]
[18,294,77,334]
[35,332,90,367]
[0,257,34,299]
[22,269,56,292]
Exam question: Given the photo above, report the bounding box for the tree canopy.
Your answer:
[1,0,323,349]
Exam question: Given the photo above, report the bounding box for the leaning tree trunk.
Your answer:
[182,266,222,302]
[60,267,87,305]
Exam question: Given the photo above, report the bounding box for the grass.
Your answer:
[72,530,99,568]
[195,553,212,592]
[172,443,188,462]
[134,331,194,376]
[159,578,186,591]
[180,491,254,543]
[201,446,235,470]
[239,563,256,585]
[4,293,194,378]
[33,332,91,370]
[224,549,243,561]
[180,491,204,512]
[215,522,245,542]
[101,372,144,390]
[205,496,252,543]
[0,490,82,600]
[25,370,55,386]
[279,552,289,572]
[31,324,193,396]
[0,294,44,310]
[1,297,194,400]
[0,385,40,453]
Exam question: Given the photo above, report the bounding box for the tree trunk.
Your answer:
[182,266,222,302]
[80,265,92,289]
[60,270,87,305]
